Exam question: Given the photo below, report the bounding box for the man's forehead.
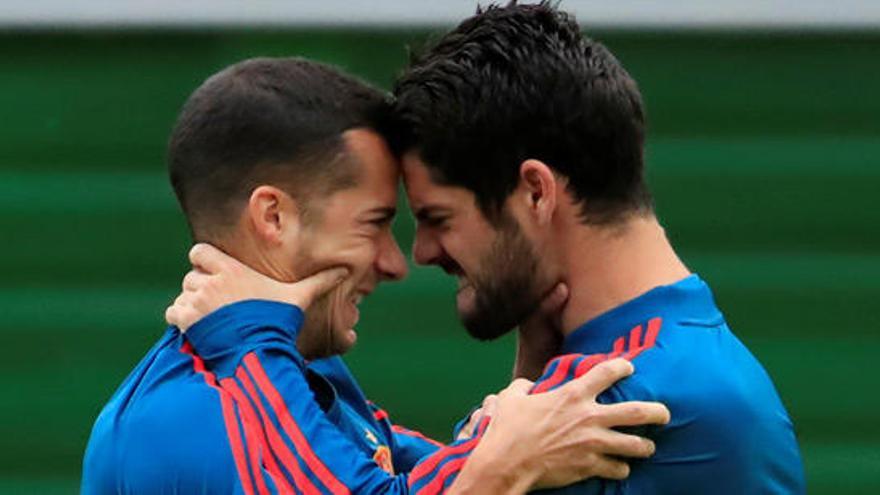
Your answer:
[401,156,477,216]
[401,153,440,195]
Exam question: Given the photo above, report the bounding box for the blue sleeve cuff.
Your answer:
[184,299,305,377]
[451,405,481,440]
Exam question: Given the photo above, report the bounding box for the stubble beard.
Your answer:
[460,219,545,341]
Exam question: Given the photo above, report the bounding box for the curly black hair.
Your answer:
[393,1,653,224]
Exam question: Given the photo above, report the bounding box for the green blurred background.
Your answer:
[1,28,878,493]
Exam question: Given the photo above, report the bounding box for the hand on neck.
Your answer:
[212,229,297,283]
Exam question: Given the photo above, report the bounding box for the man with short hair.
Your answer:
[171,2,805,493]
[391,2,805,493]
[82,56,669,494]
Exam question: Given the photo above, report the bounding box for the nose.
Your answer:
[375,231,409,281]
[412,225,441,266]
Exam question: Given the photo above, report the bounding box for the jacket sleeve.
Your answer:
[185,300,412,495]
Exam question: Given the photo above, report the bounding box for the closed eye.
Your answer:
[415,208,450,228]
[370,216,394,227]
[420,216,448,228]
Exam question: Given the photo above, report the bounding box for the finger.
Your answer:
[502,378,535,396]
[588,455,631,480]
[188,243,229,274]
[586,429,656,459]
[167,296,201,332]
[539,282,569,314]
[288,267,350,309]
[598,401,671,427]
[182,270,209,291]
[165,295,191,328]
[165,304,179,327]
[481,395,498,418]
[567,358,634,398]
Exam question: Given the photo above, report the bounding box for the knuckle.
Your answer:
[582,434,607,452]
[579,404,602,424]
[511,378,532,388]
[581,452,598,467]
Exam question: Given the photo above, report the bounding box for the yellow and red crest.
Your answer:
[372,445,394,474]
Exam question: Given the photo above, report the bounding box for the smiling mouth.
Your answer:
[351,288,372,306]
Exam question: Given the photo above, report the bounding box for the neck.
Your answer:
[213,229,295,283]
[557,214,691,334]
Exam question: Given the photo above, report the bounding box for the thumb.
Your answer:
[286,267,350,309]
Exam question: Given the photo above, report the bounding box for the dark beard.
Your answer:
[460,219,544,341]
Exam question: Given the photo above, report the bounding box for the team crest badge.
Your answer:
[372,445,394,474]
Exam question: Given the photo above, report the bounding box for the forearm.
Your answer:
[446,431,539,495]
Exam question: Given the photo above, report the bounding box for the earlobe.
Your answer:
[519,159,557,225]
[247,185,301,245]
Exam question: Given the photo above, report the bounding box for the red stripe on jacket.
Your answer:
[244,352,351,495]
[222,376,295,495]
[572,318,664,380]
[180,342,256,495]
[531,353,579,394]
[236,367,320,495]
[408,436,480,487]
[414,455,470,495]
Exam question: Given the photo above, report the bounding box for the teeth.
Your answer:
[353,294,363,305]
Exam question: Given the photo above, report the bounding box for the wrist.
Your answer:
[185,300,305,376]
[451,424,540,494]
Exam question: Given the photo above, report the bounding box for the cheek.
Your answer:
[445,231,490,271]
[312,238,377,276]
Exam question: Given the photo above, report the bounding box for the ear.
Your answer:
[246,185,302,245]
[516,159,557,226]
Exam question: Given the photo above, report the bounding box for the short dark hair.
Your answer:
[392,1,652,224]
[168,57,390,240]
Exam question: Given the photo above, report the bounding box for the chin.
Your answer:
[330,326,358,355]
[455,287,476,315]
[297,311,357,359]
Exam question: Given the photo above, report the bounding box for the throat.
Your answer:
[559,216,691,335]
